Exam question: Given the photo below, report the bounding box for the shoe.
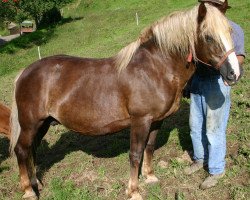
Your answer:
[184,161,205,175]
[200,172,225,190]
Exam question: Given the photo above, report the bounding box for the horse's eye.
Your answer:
[205,35,214,43]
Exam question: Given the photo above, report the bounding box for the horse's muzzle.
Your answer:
[223,71,237,86]
[226,71,237,86]
[225,65,244,86]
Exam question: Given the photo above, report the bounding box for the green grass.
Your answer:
[0,0,250,199]
[47,178,94,200]
[0,27,9,36]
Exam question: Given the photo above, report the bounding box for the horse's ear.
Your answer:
[198,2,207,24]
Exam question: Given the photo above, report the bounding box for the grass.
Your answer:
[0,27,9,37]
[0,0,250,199]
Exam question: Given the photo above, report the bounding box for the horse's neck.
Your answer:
[141,40,195,88]
[142,39,195,76]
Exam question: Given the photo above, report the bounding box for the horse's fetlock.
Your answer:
[20,178,31,192]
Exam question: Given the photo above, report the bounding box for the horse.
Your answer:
[10,3,240,200]
[0,102,10,139]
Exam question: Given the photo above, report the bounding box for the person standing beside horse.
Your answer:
[184,0,245,189]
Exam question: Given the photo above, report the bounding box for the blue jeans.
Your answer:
[189,74,231,175]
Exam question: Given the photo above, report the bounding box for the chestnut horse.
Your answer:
[0,102,10,139]
[10,3,240,200]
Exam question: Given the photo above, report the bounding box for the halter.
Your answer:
[192,49,235,70]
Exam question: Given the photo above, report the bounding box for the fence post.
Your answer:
[38,46,41,60]
[136,12,139,26]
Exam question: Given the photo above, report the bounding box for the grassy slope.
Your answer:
[0,0,249,199]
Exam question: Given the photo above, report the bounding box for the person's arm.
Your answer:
[229,21,245,66]
[231,21,245,80]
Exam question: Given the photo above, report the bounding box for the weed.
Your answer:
[48,178,94,200]
[229,185,250,200]
[97,165,106,179]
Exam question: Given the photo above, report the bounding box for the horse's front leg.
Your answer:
[142,121,162,184]
[127,116,152,200]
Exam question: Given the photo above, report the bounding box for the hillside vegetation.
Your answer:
[0,0,249,199]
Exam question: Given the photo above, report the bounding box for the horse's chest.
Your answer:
[159,78,182,119]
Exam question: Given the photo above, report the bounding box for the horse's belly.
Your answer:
[52,99,130,135]
[61,117,131,136]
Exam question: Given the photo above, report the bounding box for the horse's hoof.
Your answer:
[22,191,38,200]
[25,197,38,200]
[129,192,143,200]
[145,175,159,184]
[37,179,43,191]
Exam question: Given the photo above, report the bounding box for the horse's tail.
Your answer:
[9,70,23,156]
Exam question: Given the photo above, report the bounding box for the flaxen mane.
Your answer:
[115,3,232,72]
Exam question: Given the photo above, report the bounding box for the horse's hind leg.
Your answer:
[142,121,162,183]
[142,121,162,184]
[127,117,152,200]
[14,117,51,200]
[15,128,38,200]
[31,118,51,191]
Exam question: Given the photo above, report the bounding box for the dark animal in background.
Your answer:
[0,102,10,139]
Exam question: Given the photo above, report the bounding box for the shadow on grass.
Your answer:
[0,17,84,54]
[35,100,191,180]
[174,100,192,151]
[0,100,191,178]
[0,29,55,54]
[156,100,191,151]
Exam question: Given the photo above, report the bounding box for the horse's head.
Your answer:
[195,2,240,86]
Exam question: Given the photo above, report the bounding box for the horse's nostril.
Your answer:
[227,73,236,81]
[230,71,235,75]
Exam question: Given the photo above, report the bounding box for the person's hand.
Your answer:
[224,81,229,86]
[237,65,244,81]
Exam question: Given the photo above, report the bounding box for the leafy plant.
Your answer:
[0,0,73,28]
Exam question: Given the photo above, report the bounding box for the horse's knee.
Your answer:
[129,151,143,165]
